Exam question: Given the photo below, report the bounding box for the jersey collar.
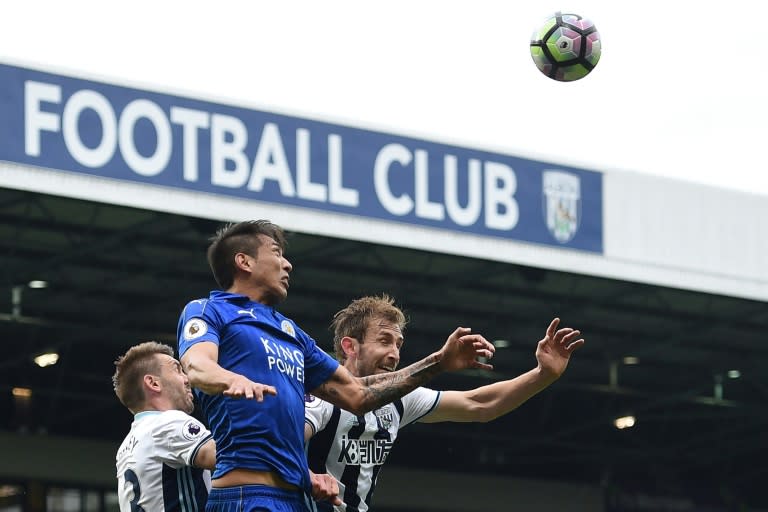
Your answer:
[134,410,162,421]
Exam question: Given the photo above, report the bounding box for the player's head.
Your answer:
[207,220,291,304]
[331,294,408,377]
[113,341,194,414]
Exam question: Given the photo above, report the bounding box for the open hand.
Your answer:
[536,317,584,378]
[438,327,496,373]
[223,374,278,401]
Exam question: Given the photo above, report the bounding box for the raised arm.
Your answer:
[422,317,584,423]
[312,327,495,415]
[181,341,277,400]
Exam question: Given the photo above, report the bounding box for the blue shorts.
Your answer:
[206,485,310,512]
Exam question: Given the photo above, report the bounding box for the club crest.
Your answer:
[542,170,581,243]
[281,320,296,337]
[374,407,394,430]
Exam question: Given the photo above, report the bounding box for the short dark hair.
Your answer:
[330,294,408,362]
[207,220,287,289]
[113,341,174,412]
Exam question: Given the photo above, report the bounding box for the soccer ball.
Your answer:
[530,12,601,82]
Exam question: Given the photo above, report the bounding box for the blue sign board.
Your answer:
[0,63,603,252]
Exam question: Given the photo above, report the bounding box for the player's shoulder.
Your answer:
[183,293,257,321]
[140,409,188,427]
[182,297,211,315]
[158,409,195,421]
[269,310,309,340]
[400,386,440,415]
[403,386,439,401]
[179,297,223,343]
[152,411,209,440]
[303,393,328,410]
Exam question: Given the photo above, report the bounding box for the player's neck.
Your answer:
[139,396,176,414]
[228,282,279,307]
[343,361,362,378]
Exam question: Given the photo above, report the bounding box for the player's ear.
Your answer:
[233,252,252,272]
[143,374,161,392]
[340,336,358,358]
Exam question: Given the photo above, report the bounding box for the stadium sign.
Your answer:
[0,62,603,252]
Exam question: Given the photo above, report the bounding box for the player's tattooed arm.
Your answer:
[314,327,495,415]
[316,353,444,413]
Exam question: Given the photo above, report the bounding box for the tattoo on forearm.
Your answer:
[359,353,443,409]
[318,382,341,401]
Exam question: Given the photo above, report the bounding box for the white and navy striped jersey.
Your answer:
[116,410,212,512]
[305,387,441,512]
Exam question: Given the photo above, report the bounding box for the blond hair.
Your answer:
[112,341,174,412]
[330,294,407,362]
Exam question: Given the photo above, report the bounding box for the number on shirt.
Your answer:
[123,469,146,512]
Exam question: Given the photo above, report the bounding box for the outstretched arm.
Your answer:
[181,341,277,400]
[312,327,495,416]
[422,318,584,423]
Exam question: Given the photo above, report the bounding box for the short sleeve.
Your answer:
[304,394,333,435]
[401,387,442,426]
[293,326,339,392]
[152,411,213,467]
[177,299,221,358]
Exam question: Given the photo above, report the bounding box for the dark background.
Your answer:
[1,188,766,509]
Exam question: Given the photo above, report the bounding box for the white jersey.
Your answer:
[116,410,213,512]
[305,387,441,512]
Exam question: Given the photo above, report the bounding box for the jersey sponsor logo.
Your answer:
[338,437,393,465]
[183,318,208,341]
[261,336,305,383]
[182,419,204,440]
[237,308,257,319]
[280,319,295,337]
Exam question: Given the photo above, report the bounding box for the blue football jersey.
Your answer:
[178,291,339,491]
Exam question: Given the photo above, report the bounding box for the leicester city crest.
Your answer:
[280,319,296,337]
[542,170,581,243]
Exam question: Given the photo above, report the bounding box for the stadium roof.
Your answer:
[1,187,767,508]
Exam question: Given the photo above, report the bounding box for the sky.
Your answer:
[2,0,767,197]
